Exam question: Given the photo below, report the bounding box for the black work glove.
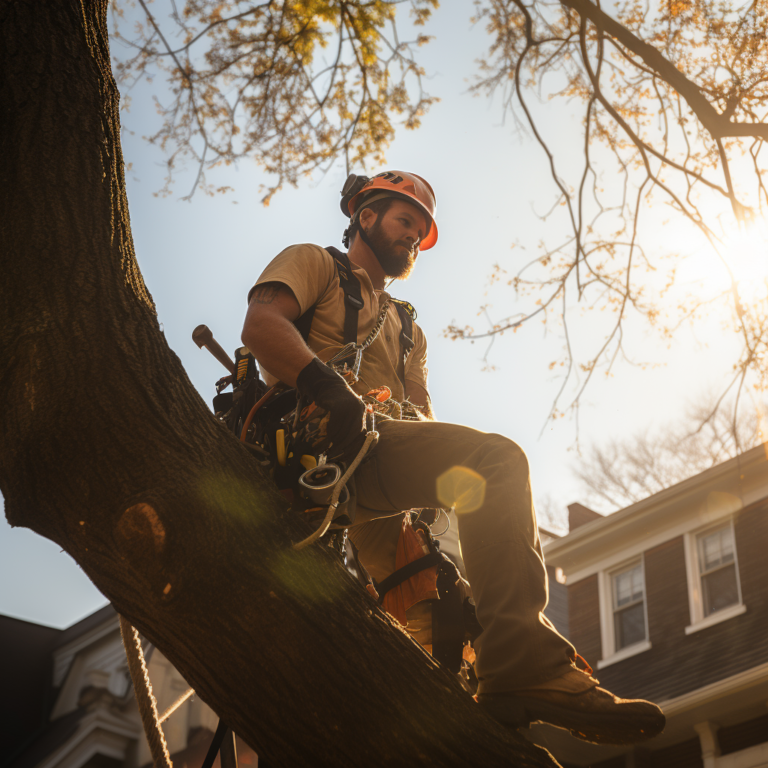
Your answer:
[296,358,367,460]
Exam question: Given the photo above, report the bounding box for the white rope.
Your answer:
[293,430,379,550]
[119,616,173,768]
[159,687,195,724]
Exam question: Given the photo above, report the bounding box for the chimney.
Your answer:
[568,502,603,532]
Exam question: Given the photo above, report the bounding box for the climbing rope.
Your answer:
[293,430,379,550]
[119,616,173,768]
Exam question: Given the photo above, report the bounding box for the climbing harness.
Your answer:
[373,515,483,686]
[294,247,418,395]
[292,430,379,551]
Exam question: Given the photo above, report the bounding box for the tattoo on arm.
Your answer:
[250,282,282,304]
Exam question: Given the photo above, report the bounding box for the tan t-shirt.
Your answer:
[248,243,428,401]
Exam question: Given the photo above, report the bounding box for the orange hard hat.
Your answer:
[342,171,438,250]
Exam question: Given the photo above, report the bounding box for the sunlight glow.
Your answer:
[725,222,768,307]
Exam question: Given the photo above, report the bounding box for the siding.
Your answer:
[545,565,569,638]
[567,574,602,671]
[649,738,702,768]
[718,714,768,755]
[569,503,768,703]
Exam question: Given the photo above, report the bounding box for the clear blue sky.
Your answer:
[0,3,745,628]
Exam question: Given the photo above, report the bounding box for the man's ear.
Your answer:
[358,206,378,231]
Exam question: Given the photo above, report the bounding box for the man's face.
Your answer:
[364,200,429,280]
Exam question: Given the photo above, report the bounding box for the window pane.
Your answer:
[699,527,735,572]
[632,566,644,599]
[702,563,739,616]
[615,602,646,649]
[613,564,643,608]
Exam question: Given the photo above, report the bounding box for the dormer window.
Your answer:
[612,562,647,651]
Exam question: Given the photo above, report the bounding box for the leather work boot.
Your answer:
[477,662,666,745]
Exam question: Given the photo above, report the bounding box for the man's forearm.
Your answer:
[242,312,314,387]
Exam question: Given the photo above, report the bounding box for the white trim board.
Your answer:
[53,614,120,687]
[555,494,749,585]
[658,661,768,716]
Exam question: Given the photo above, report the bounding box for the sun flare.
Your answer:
[723,222,768,308]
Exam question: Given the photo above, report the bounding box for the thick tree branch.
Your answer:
[560,0,768,140]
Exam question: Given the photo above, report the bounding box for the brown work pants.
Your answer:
[348,418,576,694]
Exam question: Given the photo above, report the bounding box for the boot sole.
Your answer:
[479,694,665,745]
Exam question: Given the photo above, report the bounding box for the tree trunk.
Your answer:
[0,2,558,765]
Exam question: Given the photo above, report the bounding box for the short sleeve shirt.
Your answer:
[248,244,428,401]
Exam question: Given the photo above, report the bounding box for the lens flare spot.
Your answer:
[436,466,486,514]
[705,491,742,520]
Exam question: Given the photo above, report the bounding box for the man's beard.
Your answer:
[364,220,416,280]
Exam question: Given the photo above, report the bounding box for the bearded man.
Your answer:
[241,171,665,745]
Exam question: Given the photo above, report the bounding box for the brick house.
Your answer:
[534,444,768,768]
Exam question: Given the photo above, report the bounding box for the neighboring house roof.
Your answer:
[5,709,88,768]
[2,605,140,768]
[544,443,768,577]
[53,604,116,651]
[0,615,62,767]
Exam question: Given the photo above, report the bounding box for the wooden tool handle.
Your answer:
[192,325,235,374]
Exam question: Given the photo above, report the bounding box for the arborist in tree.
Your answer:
[240,171,665,745]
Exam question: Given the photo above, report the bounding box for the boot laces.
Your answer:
[572,652,598,683]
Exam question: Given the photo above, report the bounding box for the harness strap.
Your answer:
[294,247,416,388]
[375,551,444,602]
[392,300,416,377]
[294,305,316,343]
[326,246,364,345]
[432,559,469,674]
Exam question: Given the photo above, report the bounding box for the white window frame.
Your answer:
[597,556,652,669]
[683,517,746,635]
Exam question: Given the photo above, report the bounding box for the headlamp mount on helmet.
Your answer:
[340,173,371,217]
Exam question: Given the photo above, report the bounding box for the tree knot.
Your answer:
[117,503,166,556]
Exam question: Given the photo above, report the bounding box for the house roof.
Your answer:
[0,615,63,766]
[0,605,120,768]
[54,603,116,649]
[4,708,88,768]
[544,443,768,576]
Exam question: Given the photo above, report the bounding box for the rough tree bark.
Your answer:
[0,1,558,765]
